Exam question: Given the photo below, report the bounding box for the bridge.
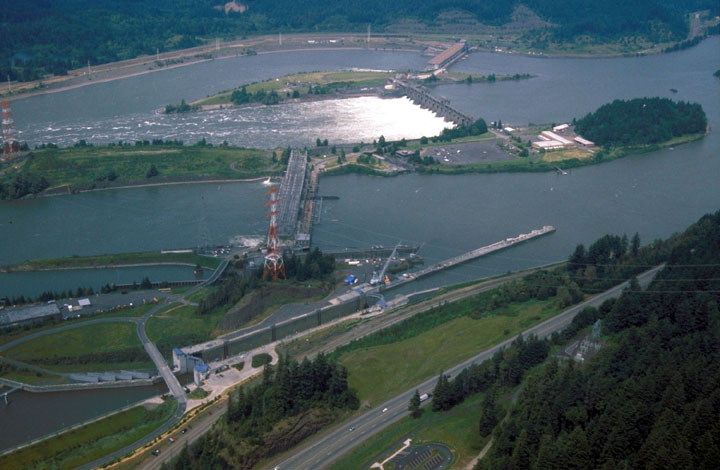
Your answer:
[276,149,308,240]
[390,79,474,127]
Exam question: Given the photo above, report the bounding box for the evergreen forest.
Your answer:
[470,210,720,469]
[166,353,358,469]
[574,97,707,146]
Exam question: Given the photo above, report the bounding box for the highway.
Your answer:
[270,265,664,470]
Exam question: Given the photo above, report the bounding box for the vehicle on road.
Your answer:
[151,449,160,456]
[349,426,356,432]
[382,407,388,413]
[168,436,175,443]
[419,393,431,402]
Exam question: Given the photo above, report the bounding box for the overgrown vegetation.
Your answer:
[168,354,358,469]
[574,97,707,146]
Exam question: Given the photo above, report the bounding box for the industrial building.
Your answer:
[0,303,62,327]
[540,130,573,147]
[532,140,565,151]
[574,136,595,146]
[427,41,469,70]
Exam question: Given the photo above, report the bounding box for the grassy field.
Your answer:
[13,144,274,193]
[145,303,225,357]
[3,322,152,372]
[2,250,222,272]
[0,399,176,470]
[339,299,557,406]
[195,70,392,106]
[0,304,155,348]
[328,392,491,470]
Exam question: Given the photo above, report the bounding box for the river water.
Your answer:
[0,39,718,450]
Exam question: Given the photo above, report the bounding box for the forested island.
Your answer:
[574,97,708,146]
[2,1,717,83]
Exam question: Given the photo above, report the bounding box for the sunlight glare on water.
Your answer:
[21,96,452,148]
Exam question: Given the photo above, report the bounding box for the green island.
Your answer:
[0,398,176,470]
[0,143,275,200]
[179,70,534,111]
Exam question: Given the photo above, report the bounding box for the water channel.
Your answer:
[0,38,718,450]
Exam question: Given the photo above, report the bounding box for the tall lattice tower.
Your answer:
[2,100,20,162]
[263,187,286,281]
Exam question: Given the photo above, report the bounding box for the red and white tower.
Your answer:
[2,100,20,162]
[263,187,286,281]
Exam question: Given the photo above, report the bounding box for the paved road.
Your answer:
[270,265,664,470]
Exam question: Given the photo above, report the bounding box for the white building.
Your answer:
[574,136,595,146]
[553,123,569,132]
[532,140,565,151]
[541,131,573,147]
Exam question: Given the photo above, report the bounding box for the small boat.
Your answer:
[670,88,678,93]
[262,177,272,186]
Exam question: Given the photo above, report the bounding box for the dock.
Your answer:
[384,226,556,289]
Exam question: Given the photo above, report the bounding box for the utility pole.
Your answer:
[279,32,282,46]
[87,60,91,77]
[367,24,371,44]
[216,38,220,51]
[156,48,160,62]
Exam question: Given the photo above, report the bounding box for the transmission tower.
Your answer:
[263,187,286,281]
[1,100,19,162]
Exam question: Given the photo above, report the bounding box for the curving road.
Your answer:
[269,265,664,470]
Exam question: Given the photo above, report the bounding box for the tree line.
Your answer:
[573,97,707,146]
[168,353,358,469]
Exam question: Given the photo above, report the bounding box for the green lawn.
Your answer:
[3,322,151,372]
[340,300,557,406]
[13,144,275,192]
[0,399,176,470]
[145,303,226,357]
[2,250,222,272]
[328,393,490,470]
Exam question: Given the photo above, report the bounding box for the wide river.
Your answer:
[0,39,718,449]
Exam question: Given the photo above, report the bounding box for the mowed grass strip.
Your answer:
[340,300,556,406]
[4,322,142,364]
[3,250,222,272]
[327,392,489,470]
[0,399,176,470]
[21,145,274,189]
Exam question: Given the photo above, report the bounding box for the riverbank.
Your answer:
[3,30,716,102]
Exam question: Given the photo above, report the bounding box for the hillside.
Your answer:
[476,210,720,469]
[1,0,717,82]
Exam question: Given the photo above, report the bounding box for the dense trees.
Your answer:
[476,209,720,470]
[574,97,707,146]
[169,353,358,469]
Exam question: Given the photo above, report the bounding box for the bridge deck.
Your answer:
[277,150,308,238]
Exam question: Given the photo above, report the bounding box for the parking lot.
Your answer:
[420,140,512,165]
